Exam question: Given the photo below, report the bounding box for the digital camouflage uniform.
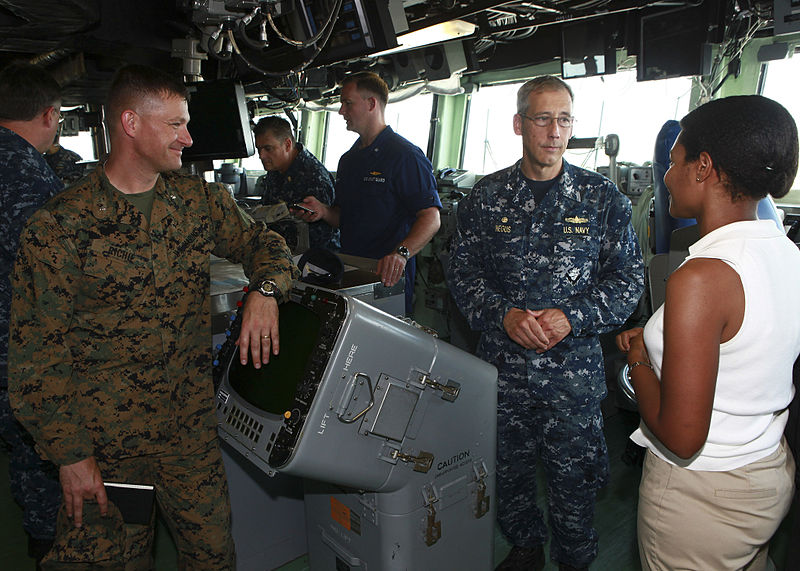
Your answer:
[44,145,84,186]
[255,143,340,251]
[9,164,298,569]
[0,125,63,543]
[450,159,644,568]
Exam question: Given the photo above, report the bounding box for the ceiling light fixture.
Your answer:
[370,19,477,57]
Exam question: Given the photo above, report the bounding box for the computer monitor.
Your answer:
[637,5,712,82]
[182,80,255,161]
[561,19,617,79]
[227,303,322,416]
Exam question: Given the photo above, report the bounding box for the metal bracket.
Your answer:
[418,373,460,402]
[421,483,442,546]
[391,448,434,473]
[471,460,491,519]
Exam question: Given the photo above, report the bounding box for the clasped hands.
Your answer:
[503,307,572,353]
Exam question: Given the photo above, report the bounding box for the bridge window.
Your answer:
[322,92,434,171]
[461,70,693,175]
[760,56,800,201]
[59,129,96,162]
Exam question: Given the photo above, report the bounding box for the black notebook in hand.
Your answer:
[104,482,155,525]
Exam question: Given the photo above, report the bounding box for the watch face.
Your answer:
[397,246,410,259]
[258,280,277,296]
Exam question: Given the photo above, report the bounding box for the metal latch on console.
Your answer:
[471,460,491,519]
[421,484,442,546]
[391,448,434,473]
[418,373,460,402]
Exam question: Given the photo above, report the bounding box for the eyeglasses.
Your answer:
[519,113,575,129]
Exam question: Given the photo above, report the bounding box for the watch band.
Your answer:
[395,245,410,260]
[627,361,653,382]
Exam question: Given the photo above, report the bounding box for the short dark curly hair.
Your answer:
[253,115,295,144]
[679,95,798,200]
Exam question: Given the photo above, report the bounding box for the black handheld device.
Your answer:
[290,203,315,215]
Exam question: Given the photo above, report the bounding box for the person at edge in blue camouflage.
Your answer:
[253,115,340,251]
[295,71,441,315]
[8,64,298,570]
[0,61,65,567]
[450,75,644,571]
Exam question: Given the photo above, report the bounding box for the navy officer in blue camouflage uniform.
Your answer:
[253,115,340,251]
[450,76,644,571]
[0,61,64,565]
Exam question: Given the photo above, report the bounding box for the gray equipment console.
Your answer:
[214,286,497,570]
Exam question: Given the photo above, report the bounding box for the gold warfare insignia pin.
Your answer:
[563,215,590,235]
[565,216,588,223]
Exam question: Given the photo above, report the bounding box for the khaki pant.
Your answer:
[638,440,794,571]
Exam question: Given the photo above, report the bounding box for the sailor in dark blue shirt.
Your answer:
[297,72,441,314]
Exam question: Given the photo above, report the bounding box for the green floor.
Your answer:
[0,400,792,570]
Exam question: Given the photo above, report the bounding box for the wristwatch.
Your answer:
[627,361,653,382]
[395,245,410,260]
[254,278,279,299]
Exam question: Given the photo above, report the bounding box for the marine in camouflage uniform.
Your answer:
[255,142,340,251]
[0,84,65,549]
[44,144,84,186]
[451,137,643,567]
[9,162,297,568]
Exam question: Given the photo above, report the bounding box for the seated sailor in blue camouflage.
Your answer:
[44,137,84,186]
[450,75,644,571]
[0,61,65,567]
[9,64,298,570]
[253,115,340,251]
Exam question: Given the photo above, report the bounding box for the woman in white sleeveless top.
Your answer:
[617,95,800,571]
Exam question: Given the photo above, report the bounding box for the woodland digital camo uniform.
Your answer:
[450,159,644,568]
[9,165,298,568]
[0,124,63,544]
[255,143,341,251]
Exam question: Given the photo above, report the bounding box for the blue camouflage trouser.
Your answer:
[0,385,61,541]
[496,388,609,568]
